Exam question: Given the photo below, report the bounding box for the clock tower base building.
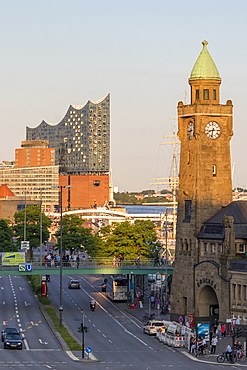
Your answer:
[170,41,234,323]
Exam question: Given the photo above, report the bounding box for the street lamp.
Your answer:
[34,187,49,266]
[52,184,71,327]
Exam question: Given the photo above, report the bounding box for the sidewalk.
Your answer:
[118,300,247,365]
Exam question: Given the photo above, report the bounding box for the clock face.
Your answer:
[187,121,194,140]
[205,121,221,140]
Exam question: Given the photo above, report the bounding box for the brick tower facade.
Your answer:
[170,41,233,321]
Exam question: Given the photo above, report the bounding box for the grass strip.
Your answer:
[44,306,81,351]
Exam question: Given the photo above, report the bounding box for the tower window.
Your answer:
[184,200,191,222]
[212,165,217,177]
[196,89,199,99]
[213,89,216,100]
[203,89,209,100]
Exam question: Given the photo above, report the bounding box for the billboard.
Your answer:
[197,323,210,341]
[2,252,26,266]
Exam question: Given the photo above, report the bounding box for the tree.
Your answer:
[12,204,51,253]
[98,220,161,258]
[54,214,101,256]
[0,219,16,252]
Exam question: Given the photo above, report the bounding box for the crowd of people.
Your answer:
[44,252,80,268]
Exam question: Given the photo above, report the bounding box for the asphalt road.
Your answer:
[47,273,244,369]
[0,273,244,369]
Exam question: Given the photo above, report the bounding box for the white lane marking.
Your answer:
[79,275,142,328]
[24,339,29,350]
[39,339,48,345]
[66,275,150,349]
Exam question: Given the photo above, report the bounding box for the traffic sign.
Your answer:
[19,264,26,272]
[21,241,30,250]
[179,316,183,323]
[85,346,92,354]
[157,299,160,305]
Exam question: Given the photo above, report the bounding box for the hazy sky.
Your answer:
[1,0,247,192]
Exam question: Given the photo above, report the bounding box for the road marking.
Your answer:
[39,339,48,345]
[24,339,29,350]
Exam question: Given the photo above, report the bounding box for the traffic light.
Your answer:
[84,326,89,333]
[77,326,82,333]
[229,329,236,337]
[236,327,242,338]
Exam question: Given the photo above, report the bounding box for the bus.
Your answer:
[106,275,128,301]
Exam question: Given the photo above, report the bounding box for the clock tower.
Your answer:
[170,41,233,320]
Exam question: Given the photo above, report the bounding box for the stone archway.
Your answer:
[196,285,219,318]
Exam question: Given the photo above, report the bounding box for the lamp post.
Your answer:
[52,184,71,327]
[34,187,49,266]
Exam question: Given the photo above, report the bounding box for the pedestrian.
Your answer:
[217,323,222,340]
[190,337,196,355]
[213,318,218,334]
[186,319,190,328]
[150,295,155,309]
[211,335,218,354]
[221,324,227,338]
[73,254,77,267]
[137,255,140,268]
[76,255,80,269]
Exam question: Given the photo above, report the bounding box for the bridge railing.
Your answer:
[0,257,173,270]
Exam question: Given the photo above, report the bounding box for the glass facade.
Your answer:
[26,94,110,175]
[0,165,59,210]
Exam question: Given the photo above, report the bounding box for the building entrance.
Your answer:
[196,285,219,318]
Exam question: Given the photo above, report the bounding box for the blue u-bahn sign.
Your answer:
[19,263,32,272]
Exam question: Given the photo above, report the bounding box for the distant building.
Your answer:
[0,184,39,221]
[15,140,55,167]
[26,94,110,175]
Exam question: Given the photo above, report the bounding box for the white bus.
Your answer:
[106,276,128,301]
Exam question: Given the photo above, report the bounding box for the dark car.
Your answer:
[68,280,80,289]
[4,333,23,349]
[1,328,19,342]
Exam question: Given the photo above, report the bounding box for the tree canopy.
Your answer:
[54,214,101,256]
[97,220,161,258]
[0,219,16,252]
[13,204,51,251]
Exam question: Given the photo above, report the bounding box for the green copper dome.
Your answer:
[189,41,221,82]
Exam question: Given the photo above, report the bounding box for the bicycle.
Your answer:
[142,313,156,324]
[195,345,210,358]
[217,351,237,363]
[237,350,246,363]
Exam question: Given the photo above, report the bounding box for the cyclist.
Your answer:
[225,343,233,363]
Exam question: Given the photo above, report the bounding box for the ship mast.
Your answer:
[150,126,180,238]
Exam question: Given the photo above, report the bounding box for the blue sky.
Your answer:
[1,0,247,191]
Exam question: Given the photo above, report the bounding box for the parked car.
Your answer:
[143,320,166,335]
[1,328,19,342]
[68,280,80,289]
[4,333,23,349]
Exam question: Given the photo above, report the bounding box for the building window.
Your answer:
[203,89,209,100]
[205,243,208,253]
[196,89,199,100]
[187,150,190,164]
[212,165,217,177]
[93,180,100,187]
[184,200,191,222]
[233,284,236,300]
[213,89,216,100]
[211,244,216,252]
[239,244,245,253]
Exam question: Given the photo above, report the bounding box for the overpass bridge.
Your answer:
[0,258,173,276]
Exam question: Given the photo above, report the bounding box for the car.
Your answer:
[1,328,19,342]
[68,280,80,289]
[143,320,166,335]
[4,333,23,349]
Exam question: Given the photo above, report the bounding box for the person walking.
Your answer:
[217,323,222,340]
[221,323,227,338]
[211,335,218,354]
[137,255,140,268]
[76,255,80,269]
[150,294,155,309]
[212,318,218,334]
